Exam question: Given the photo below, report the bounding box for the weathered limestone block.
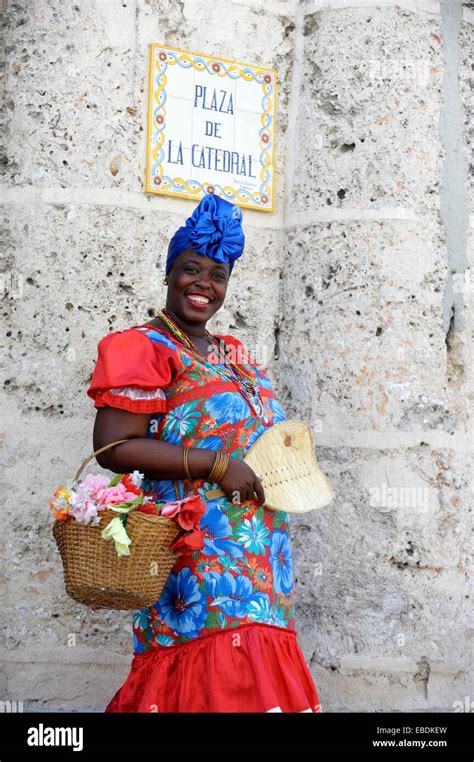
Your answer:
[291,7,444,214]
[279,219,455,432]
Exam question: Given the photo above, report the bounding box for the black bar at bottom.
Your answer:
[0,711,472,757]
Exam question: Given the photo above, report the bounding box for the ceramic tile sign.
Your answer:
[146,44,277,212]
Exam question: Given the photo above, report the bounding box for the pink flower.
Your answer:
[69,474,110,510]
[66,474,139,526]
[96,483,138,508]
[77,474,110,498]
[160,502,181,519]
[70,496,101,525]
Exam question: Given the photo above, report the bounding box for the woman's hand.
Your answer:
[215,457,266,506]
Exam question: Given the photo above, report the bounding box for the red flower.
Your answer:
[176,497,206,531]
[170,528,204,556]
[121,474,142,495]
[136,503,160,516]
[160,494,206,531]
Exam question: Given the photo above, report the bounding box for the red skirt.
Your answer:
[105,622,322,713]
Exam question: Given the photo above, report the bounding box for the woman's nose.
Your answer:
[194,274,213,289]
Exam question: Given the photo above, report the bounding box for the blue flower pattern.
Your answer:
[128,326,296,653]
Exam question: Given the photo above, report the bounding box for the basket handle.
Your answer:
[74,438,181,501]
[74,439,130,483]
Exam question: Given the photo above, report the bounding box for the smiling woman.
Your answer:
[166,248,228,329]
[87,194,322,713]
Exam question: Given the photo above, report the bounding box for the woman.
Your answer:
[87,193,322,713]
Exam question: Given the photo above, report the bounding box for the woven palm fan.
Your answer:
[205,419,334,513]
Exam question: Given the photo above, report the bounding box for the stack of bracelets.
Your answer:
[183,445,229,485]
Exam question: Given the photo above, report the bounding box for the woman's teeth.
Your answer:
[187,294,210,305]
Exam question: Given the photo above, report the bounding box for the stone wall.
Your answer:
[1,0,471,712]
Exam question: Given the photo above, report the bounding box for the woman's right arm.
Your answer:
[92,406,216,480]
[92,406,265,504]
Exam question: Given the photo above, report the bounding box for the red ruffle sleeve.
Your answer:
[86,329,180,414]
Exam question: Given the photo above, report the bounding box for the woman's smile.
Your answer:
[184,291,214,310]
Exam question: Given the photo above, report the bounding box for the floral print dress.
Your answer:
[87,322,322,713]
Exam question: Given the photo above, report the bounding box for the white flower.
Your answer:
[129,470,144,488]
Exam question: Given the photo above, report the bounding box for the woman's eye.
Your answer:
[184,267,225,280]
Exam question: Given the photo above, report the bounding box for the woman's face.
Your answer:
[165,247,230,324]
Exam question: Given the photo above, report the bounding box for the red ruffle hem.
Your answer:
[105,622,322,713]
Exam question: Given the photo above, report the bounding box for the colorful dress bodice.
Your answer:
[87,322,296,654]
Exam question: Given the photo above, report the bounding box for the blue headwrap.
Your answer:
[166,194,245,276]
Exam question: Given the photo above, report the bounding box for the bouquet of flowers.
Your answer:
[49,470,206,558]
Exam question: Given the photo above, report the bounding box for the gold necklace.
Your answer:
[158,307,267,419]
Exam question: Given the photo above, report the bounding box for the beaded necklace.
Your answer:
[157,307,268,420]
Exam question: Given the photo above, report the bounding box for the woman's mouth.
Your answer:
[185,293,213,310]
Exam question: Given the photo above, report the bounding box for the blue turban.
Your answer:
[166,194,245,276]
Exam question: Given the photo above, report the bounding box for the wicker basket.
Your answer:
[52,439,182,610]
[205,420,334,514]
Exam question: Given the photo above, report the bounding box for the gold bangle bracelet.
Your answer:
[208,451,229,483]
[183,447,193,480]
[211,453,227,483]
[207,451,221,482]
[216,452,230,481]
[208,451,227,483]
